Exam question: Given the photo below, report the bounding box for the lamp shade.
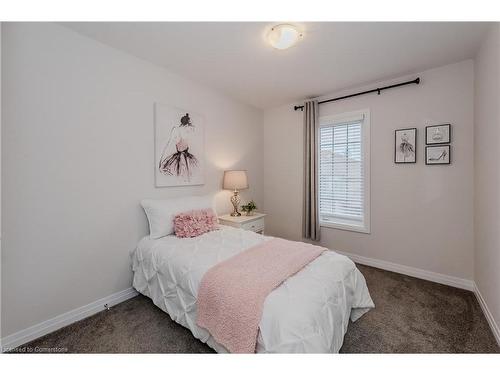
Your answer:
[223,170,249,190]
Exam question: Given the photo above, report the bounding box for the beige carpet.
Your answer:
[13,264,499,353]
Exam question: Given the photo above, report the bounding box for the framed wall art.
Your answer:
[426,124,451,145]
[395,128,417,164]
[154,103,205,187]
[425,145,451,165]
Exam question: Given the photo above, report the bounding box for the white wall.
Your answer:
[0,22,3,342]
[264,60,475,281]
[1,23,263,337]
[474,24,500,337]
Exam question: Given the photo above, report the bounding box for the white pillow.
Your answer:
[141,194,217,239]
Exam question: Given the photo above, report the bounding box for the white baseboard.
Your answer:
[336,250,475,291]
[1,287,138,351]
[473,283,500,346]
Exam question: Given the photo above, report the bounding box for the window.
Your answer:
[318,109,370,233]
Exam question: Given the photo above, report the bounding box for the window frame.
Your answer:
[317,108,371,234]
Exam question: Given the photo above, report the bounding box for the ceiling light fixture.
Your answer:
[267,24,303,50]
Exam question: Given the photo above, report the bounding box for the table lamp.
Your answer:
[223,170,249,216]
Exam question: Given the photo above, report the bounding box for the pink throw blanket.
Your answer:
[196,238,326,353]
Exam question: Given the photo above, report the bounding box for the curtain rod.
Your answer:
[293,77,420,111]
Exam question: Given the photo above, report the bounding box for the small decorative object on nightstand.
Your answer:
[241,200,257,216]
[218,212,266,234]
[223,170,248,217]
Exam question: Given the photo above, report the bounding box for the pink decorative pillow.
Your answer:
[174,208,218,238]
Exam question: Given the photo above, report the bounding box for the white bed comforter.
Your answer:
[131,226,374,353]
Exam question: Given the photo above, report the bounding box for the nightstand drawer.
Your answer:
[218,212,266,234]
[241,217,265,232]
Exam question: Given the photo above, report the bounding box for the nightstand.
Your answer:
[218,213,266,234]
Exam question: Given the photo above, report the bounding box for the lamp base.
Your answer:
[230,191,241,216]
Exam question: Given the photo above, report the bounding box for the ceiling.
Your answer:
[62,22,490,109]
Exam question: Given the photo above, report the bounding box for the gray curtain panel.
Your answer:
[302,100,320,241]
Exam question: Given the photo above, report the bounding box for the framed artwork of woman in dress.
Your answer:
[154,103,205,187]
[394,128,417,163]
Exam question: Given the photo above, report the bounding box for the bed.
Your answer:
[131,224,374,353]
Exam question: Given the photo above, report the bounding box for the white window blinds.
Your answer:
[319,111,369,232]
